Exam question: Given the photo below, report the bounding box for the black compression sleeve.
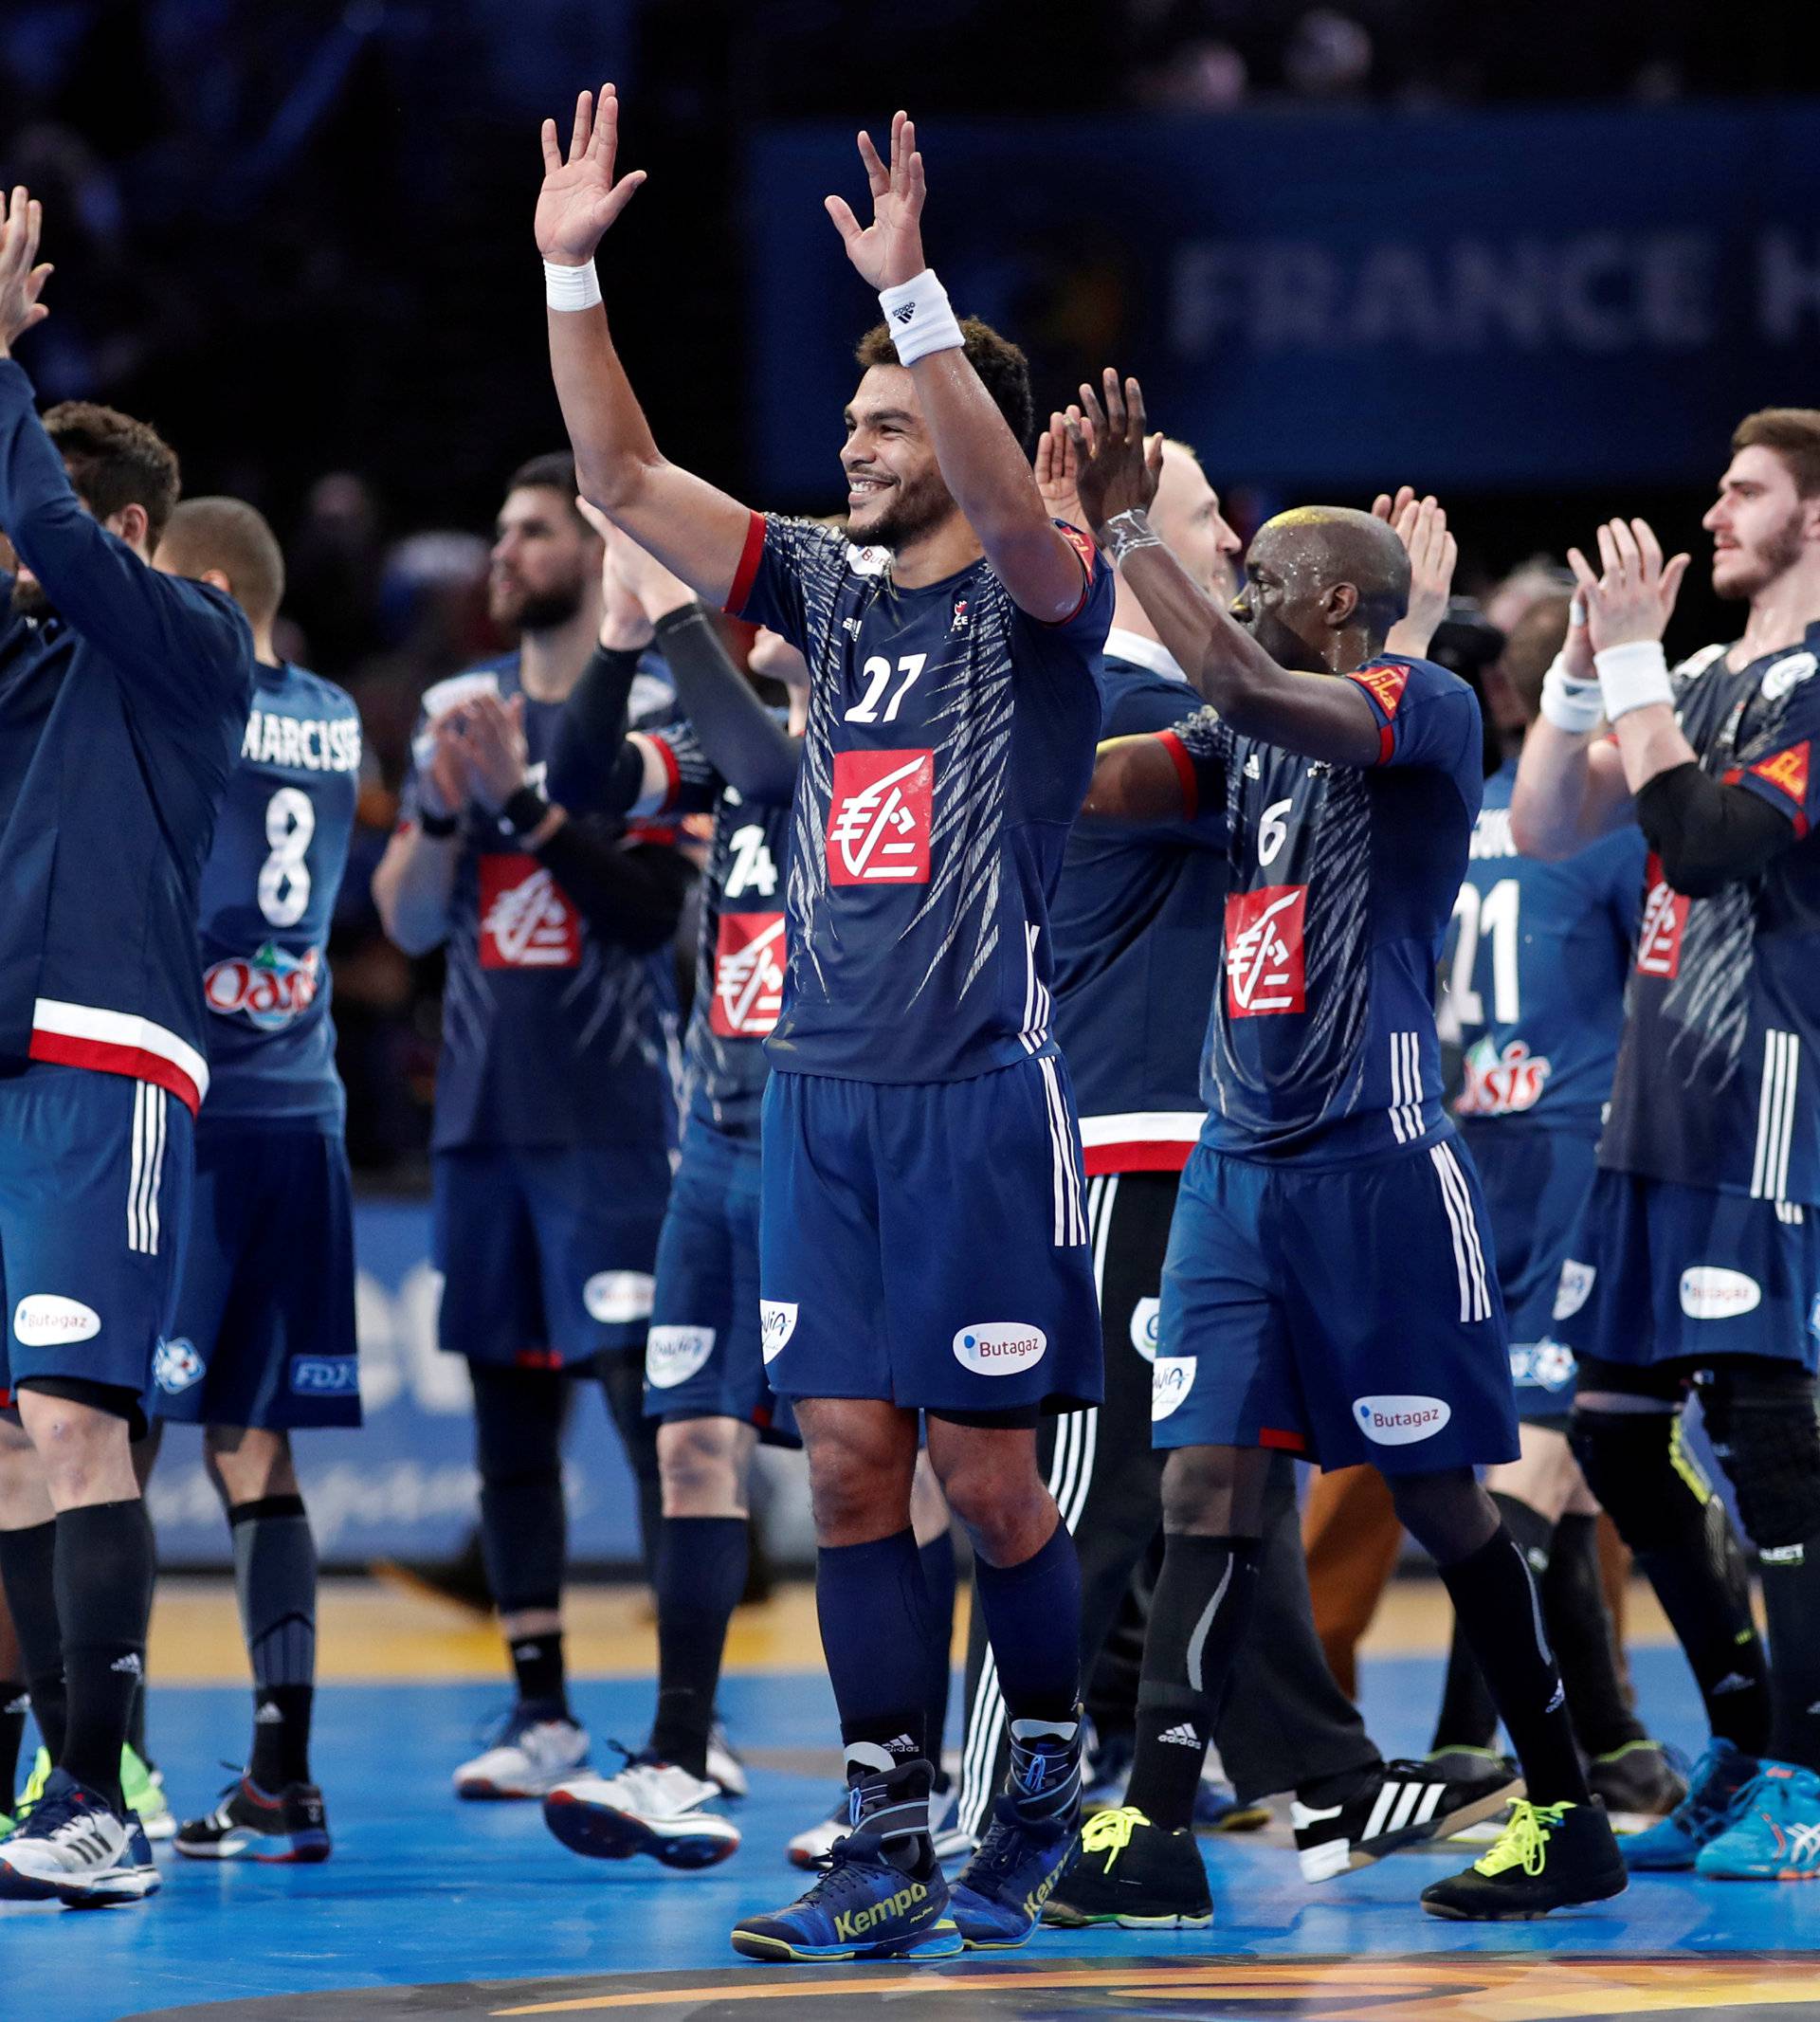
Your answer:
[535,826,695,953]
[1635,761,1796,898]
[546,644,648,814]
[653,602,800,805]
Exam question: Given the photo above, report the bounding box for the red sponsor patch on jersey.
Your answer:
[1750,740,1811,814]
[479,853,581,969]
[827,749,935,886]
[1224,883,1308,1016]
[1634,853,1689,979]
[1347,662,1412,761]
[711,911,787,1037]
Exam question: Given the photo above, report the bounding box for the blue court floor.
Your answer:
[9,1646,1817,2022]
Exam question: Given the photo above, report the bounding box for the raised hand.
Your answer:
[1566,517,1690,652]
[457,693,532,814]
[1034,410,1085,530]
[1374,487,1457,655]
[0,187,53,356]
[825,110,928,290]
[536,86,646,266]
[1065,369,1164,534]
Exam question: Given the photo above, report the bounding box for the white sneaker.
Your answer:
[0,1770,161,1904]
[454,1708,591,1799]
[786,1789,852,1868]
[543,1758,739,1867]
[707,1721,748,1800]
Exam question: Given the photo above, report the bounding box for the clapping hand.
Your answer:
[456,693,532,815]
[1566,519,1690,652]
[1035,411,1085,531]
[1374,487,1457,656]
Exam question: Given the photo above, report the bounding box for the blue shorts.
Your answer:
[646,1121,798,1446]
[0,1065,193,1417]
[434,1142,672,1370]
[1461,1120,1596,1423]
[1554,1169,1820,1375]
[1155,1133,1519,1472]
[759,1059,1101,1415]
[152,1122,359,1430]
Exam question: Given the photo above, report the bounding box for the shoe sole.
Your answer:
[730,1920,964,1962]
[544,1792,738,1868]
[1695,1864,1820,1882]
[173,1834,331,1864]
[55,1869,163,1909]
[1343,1778,1524,1875]
[456,1777,578,1801]
[1043,1902,1211,1929]
[1421,1869,1629,1922]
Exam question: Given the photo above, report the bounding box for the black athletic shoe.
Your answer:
[1041,1807,1211,1929]
[1588,1740,1687,1830]
[174,1776,331,1863]
[1421,1797,1628,1921]
[1291,1757,1522,1880]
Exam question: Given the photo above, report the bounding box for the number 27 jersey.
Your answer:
[729,513,1112,1083]
[195,660,360,1128]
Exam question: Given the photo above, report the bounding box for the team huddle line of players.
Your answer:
[0,82,1814,1965]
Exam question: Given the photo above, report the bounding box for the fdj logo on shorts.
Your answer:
[291,1356,358,1394]
[711,912,787,1037]
[827,750,934,885]
[479,854,581,969]
[1224,884,1307,1016]
[1354,1394,1452,1446]
[953,1323,1047,1375]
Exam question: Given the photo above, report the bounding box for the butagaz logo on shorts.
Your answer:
[1679,1267,1761,1321]
[153,1338,205,1394]
[584,1272,655,1325]
[953,1324,1047,1375]
[13,1295,101,1347]
[1152,1356,1196,1422]
[1553,1260,1595,1321]
[291,1356,358,1394]
[1129,1296,1161,1365]
[1354,1394,1452,1446]
[646,1325,716,1390]
[760,1302,798,1362]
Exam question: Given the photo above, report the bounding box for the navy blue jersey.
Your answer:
[409,654,682,1155]
[1049,631,1228,1175]
[729,513,1113,1083]
[1171,655,1483,1162]
[197,663,360,1128]
[1443,758,1644,1137]
[639,720,796,1142]
[1601,627,1820,1206]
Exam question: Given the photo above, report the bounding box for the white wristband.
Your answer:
[877,268,965,367]
[1538,654,1604,736]
[1594,639,1674,721]
[544,258,602,313]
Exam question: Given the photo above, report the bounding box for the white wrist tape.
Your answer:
[877,268,964,367]
[544,258,603,312]
[1538,654,1604,736]
[1594,639,1674,721]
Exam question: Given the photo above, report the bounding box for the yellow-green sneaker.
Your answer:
[16,1745,49,1819]
[121,1745,175,1842]
[1421,1797,1628,1920]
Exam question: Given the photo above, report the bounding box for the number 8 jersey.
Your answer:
[728,513,1113,1082]
[195,660,360,1125]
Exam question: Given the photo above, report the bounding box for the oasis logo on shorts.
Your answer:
[1510,1340,1577,1393]
[291,1357,358,1394]
[153,1338,205,1394]
[584,1272,656,1325]
[1635,857,1689,979]
[759,1302,798,1363]
[1679,1266,1761,1321]
[953,1323,1047,1376]
[12,1295,101,1347]
[646,1325,717,1390]
[1129,1296,1161,1365]
[711,912,787,1037]
[479,854,581,969]
[1224,884,1307,1017]
[204,942,320,1030]
[827,750,934,886]
[1152,1355,1196,1422]
[1554,1259,1596,1321]
[1354,1394,1452,1446]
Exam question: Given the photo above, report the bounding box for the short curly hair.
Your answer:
[43,402,182,547]
[855,315,1035,452]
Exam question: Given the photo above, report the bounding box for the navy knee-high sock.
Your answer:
[973,1521,1084,1822]
[919,1531,957,1770]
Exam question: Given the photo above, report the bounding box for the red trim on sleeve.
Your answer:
[1156,729,1199,818]
[1747,740,1811,836]
[724,512,767,617]
[1346,662,1410,766]
[631,729,683,815]
[1035,523,1098,628]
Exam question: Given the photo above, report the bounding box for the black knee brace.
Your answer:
[1570,1396,1711,1555]
[1701,1361,1820,1552]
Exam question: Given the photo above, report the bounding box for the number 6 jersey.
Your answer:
[728,513,1113,1083]
[196,660,360,1127]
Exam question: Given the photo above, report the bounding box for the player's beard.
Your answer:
[1717,504,1805,602]
[491,574,587,635]
[849,470,956,555]
[9,574,52,620]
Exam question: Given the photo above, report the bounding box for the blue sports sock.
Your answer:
[919,1532,957,1766]
[816,1527,934,1764]
[972,1520,1082,1727]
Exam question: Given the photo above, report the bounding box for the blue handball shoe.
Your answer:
[1623,1738,1757,1871]
[949,1796,1076,1949]
[1696,1762,1820,1880]
[731,1832,962,1961]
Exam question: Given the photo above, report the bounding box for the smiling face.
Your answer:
[839,364,961,553]
[1702,444,1820,603]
